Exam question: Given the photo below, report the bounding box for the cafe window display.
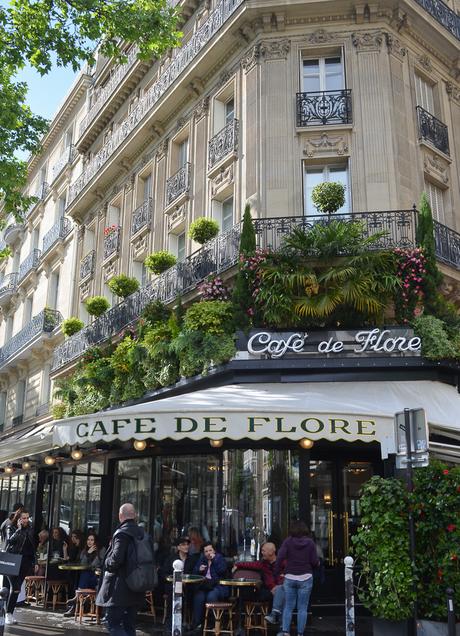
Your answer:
[53,461,103,533]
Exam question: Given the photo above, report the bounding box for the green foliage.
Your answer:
[353,476,414,620]
[109,336,146,403]
[142,320,179,388]
[184,301,234,335]
[188,217,220,244]
[108,274,140,299]
[144,251,177,274]
[311,181,345,215]
[417,193,442,312]
[232,206,257,330]
[171,330,235,377]
[0,0,181,222]
[140,300,170,327]
[240,204,256,256]
[85,295,110,317]
[51,402,67,420]
[413,315,458,360]
[61,317,84,337]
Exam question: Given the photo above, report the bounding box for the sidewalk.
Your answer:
[5,606,373,635]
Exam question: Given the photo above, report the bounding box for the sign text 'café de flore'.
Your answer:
[50,327,433,461]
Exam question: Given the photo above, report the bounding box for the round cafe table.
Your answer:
[165,574,204,585]
[219,578,261,635]
[58,563,93,571]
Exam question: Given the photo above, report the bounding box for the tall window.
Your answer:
[23,295,33,327]
[304,164,350,216]
[225,98,235,125]
[425,181,445,224]
[0,392,7,428]
[56,194,66,220]
[48,269,60,310]
[222,197,234,232]
[64,128,73,149]
[177,232,186,262]
[16,380,26,418]
[302,57,344,92]
[31,227,40,250]
[415,75,435,114]
[178,139,188,168]
[142,174,153,200]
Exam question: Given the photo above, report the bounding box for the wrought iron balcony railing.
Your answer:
[26,182,49,218]
[414,0,460,41]
[104,226,121,260]
[0,309,62,368]
[18,248,41,283]
[42,217,73,256]
[80,250,96,280]
[131,198,153,235]
[208,119,239,169]
[3,223,24,246]
[51,145,76,182]
[78,46,139,138]
[166,163,191,207]
[51,209,427,372]
[433,219,460,269]
[67,0,244,207]
[0,273,18,299]
[416,106,450,155]
[296,90,352,127]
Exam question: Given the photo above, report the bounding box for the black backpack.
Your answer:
[117,528,156,593]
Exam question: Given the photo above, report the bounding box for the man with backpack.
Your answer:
[96,503,155,636]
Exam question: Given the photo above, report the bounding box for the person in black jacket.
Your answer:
[5,510,35,625]
[96,503,146,636]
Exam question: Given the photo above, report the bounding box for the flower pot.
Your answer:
[373,618,409,636]
[417,619,460,635]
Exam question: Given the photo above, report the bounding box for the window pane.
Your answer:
[225,99,235,124]
[177,233,186,262]
[324,58,343,91]
[73,475,88,531]
[24,472,37,520]
[328,166,350,214]
[303,59,320,92]
[59,474,73,534]
[304,167,326,215]
[87,477,102,532]
[305,165,349,216]
[222,198,234,232]
[115,458,152,530]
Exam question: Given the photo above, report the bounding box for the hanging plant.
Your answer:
[104,224,119,236]
[394,248,427,324]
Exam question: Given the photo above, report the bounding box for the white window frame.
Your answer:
[302,55,345,93]
[303,163,350,217]
[415,75,435,114]
[425,180,445,225]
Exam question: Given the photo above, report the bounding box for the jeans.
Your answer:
[281,577,313,635]
[106,606,137,636]
[192,585,230,626]
[272,585,285,614]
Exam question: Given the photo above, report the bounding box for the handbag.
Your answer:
[0,551,22,577]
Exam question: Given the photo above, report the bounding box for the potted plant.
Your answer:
[61,317,84,337]
[144,251,177,275]
[188,217,220,244]
[108,274,140,299]
[311,181,345,216]
[85,295,110,317]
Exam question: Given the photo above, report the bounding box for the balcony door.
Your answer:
[304,163,350,217]
[302,57,344,93]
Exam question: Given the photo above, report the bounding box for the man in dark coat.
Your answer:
[96,503,145,636]
[5,509,35,625]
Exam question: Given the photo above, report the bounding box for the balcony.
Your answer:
[51,209,432,373]
[433,220,460,269]
[67,0,245,209]
[0,273,18,307]
[166,163,191,207]
[42,217,73,257]
[3,223,24,246]
[104,226,121,260]
[26,182,49,218]
[51,145,76,182]
[296,90,352,127]
[80,250,96,280]
[78,46,140,142]
[131,198,152,236]
[208,119,239,171]
[18,249,41,283]
[414,0,460,41]
[0,308,62,369]
[416,106,450,155]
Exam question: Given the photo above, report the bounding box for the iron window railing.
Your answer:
[131,198,153,235]
[0,273,18,298]
[104,226,121,260]
[51,145,76,182]
[433,219,460,269]
[26,182,49,218]
[413,0,460,41]
[0,309,62,368]
[416,106,450,155]
[42,217,73,256]
[80,250,96,280]
[166,163,191,207]
[208,119,239,169]
[296,90,352,127]
[18,249,41,283]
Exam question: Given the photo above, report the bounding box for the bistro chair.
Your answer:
[203,601,235,636]
[44,579,69,611]
[144,591,157,619]
[75,588,100,624]
[24,575,46,605]
[244,601,269,635]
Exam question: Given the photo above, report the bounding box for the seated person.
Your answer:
[236,542,285,624]
[160,536,200,627]
[67,529,85,562]
[34,529,49,576]
[64,532,104,617]
[50,527,68,560]
[191,542,229,630]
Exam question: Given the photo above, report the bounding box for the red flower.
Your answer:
[443,469,450,475]
[438,568,443,581]
[451,554,458,561]
[447,524,456,532]
[457,486,460,493]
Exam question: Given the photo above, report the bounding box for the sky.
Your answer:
[17,63,78,123]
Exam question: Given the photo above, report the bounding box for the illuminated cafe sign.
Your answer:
[239,328,421,360]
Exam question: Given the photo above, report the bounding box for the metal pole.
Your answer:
[172,559,184,636]
[0,587,8,636]
[446,588,456,636]
[404,408,417,636]
[344,556,355,636]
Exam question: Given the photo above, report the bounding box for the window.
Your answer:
[415,75,434,114]
[64,128,73,149]
[142,174,153,201]
[41,365,52,406]
[31,227,40,250]
[304,164,350,216]
[425,181,445,224]
[23,296,33,327]
[225,98,235,125]
[132,260,149,287]
[222,197,234,232]
[0,392,7,427]
[177,232,186,262]
[302,57,344,92]
[16,380,26,418]
[178,139,189,168]
[56,194,66,220]
[48,269,60,310]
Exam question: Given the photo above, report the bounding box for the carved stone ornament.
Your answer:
[210,164,234,197]
[79,280,92,301]
[241,44,261,73]
[157,138,169,159]
[418,54,433,73]
[77,225,85,241]
[385,33,407,60]
[176,117,187,132]
[351,31,384,52]
[440,279,460,304]
[308,29,336,44]
[103,258,118,282]
[259,38,291,60]
[218,70,233,88]
[194,96,209,121]
[167,204,187,231]
[446,82,460,105]
[303,133,349,158]
[133,234,149,259]
[423,152,449,185]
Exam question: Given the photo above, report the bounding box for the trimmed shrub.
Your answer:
[144,251,177,274]
[188,217,220,244]
[311,181,345,215]
[108,274,140,299]
[184,300,234,335]
[61,317,84,337]
[85,296,110,317]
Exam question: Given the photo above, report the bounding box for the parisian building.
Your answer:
[0,0,459,610]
